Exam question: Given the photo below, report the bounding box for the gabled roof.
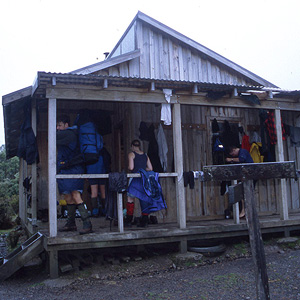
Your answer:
[71,11,277,88]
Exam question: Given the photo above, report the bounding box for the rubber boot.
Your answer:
[137,214,149,228]
[99,198,106,216]
[59,204,77,232]
[91,197,99,217]
[124,215,133,227]
[77,203,93,235]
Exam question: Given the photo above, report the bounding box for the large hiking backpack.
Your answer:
[75,110,103,165]
[78,121,103,165]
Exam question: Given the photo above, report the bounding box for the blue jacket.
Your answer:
[127,169,167,214]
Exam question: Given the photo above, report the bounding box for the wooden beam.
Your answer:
[172,103,186,229]
[177,94,300,111]
[244,180,270,300]
[2,86,32,105]
[48,98,57,237]
[56,172,177,179]
[202,162,297,182]
[46,87,178,104]
[70,50,141,75]
[275,109,289,220]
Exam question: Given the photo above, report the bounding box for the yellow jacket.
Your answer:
[250,142,264,163]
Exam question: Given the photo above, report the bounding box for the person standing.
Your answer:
[56,114,92,234]
[125,139,153,227]
[87,147,107,217]
[225,145,254,218]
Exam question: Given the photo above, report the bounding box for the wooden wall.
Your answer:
[35,99,300,221]
[96,20,257,86]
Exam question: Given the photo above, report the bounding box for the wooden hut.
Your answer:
[3,11,300,278]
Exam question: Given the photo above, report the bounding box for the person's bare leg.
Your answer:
[239,200,245,218]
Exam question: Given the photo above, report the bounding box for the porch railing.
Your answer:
[55,172,178,234]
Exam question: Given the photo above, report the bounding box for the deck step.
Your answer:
[0,232,44,282]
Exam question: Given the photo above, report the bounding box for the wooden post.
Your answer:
[274,109,288,220]
[244,180,270,300]
[232,180,240,224]
[48,98,57,237]
[31,99,37,228]
[18,159,26,224]
[172,103,186,229]
[117,192,124,233]
[49,250,59,279]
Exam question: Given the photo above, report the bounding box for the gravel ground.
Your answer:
[1,237,300,300]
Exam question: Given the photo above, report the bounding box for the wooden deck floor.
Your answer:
[38,212,300,252]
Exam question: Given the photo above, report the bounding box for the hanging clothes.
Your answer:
[264,111,286,145]
[241,134,251,152]
[17,105,39,165]
[147,124,163,172]
[289,126,300,147]
[250,131,261,144]
[157,123,168,172]
[250,142,264,163]
[161,89,172,125]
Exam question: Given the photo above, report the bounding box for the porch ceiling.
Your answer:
[2,71,300,159]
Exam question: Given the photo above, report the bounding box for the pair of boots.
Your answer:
[59,203,93,235]
[124,214,149,228]
[91,197,106,217]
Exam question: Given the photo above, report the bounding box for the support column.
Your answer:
[244,180,270,300]
[172,103,186,229]
[274,109,288,220]
[31,99,37,228]
[19,159,26,224]
[48,98,57,237]
[117,192,124,233]
[49,250,59,279]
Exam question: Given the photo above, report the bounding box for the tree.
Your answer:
[0,145,19,200]
[0,145,19,229]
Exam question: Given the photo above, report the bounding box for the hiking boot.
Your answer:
[124,215,133,227]
[149,215,158,224]
[77,203,93,234]
[59,222,77,232]
[137,215,149,228]
[59,204,77,231]
[79,220,93,235]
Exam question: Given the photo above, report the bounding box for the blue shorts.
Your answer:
[57,164,84,194]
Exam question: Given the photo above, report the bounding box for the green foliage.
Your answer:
[0,145,19,229]
[0,145,19,200]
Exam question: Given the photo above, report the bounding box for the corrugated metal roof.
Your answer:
[33,71,264,96]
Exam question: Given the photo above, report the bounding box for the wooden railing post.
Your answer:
[48,98,57,237]
[172,103,186,229]
[31,99,37,228]
[274,109,288,220]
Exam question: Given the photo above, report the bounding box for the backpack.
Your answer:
[78,121,103,165]
[75,110,103,165]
